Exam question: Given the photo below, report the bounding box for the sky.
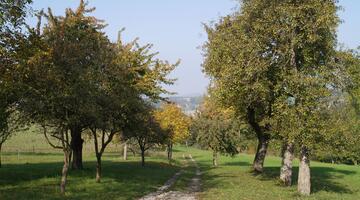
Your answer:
[27,0,360,96]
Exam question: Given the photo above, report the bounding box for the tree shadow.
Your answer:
[192,153,356,198]
[256,166,355,194]
[0,159,180,200]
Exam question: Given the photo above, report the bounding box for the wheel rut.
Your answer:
[139,154,201,200]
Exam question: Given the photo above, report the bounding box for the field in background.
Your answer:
[2,125,124,158]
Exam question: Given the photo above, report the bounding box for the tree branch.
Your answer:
[42,125,62,149]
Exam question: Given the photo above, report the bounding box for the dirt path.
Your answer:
[139,154,201,200]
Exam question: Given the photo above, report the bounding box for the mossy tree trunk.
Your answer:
[247,107,270,173]
[280,142,294,186]
[253,135,270,173]
[298,146,311,195]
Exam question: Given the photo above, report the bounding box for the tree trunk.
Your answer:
[280,142,294,186]
[60,150,70,195]
[141,149,145,167]
[167,142,173,162]
[0,143,2,168]
[123,142,127,161]
[298,146,311,195]
[96,155,101,183]
[247,107,270,173]
[212,150,218,167]
[352,159,358,166]
[68,150,72,164]
[167,144,170,160]
[169,144,173,160]
[253,134,270,173]
[70,126,83,170]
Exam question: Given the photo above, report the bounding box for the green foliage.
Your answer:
[154,103,191,144]
[18,0,177,152]
[19,1,111,131]
[0,0,32,150]
[203,0,340,149]
[316,49,360,164]
[123,102,168,152]
[192,96,242,156]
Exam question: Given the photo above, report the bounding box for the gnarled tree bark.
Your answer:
[253,134,270,173]
[247,107,271,173]
[298,146,311,195]
[280,142,294,186]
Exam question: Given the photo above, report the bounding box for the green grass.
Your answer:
[0,152,179,200]
[173,146,360,200]
[1,128,183,199]
[170,151,197,192]
[2,133,360,200]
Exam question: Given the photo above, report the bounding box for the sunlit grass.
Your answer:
[0,152,179,200]
[174,146,360,200]
[1,139,360,200]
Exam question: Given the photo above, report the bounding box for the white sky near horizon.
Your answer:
[27,0,360,96]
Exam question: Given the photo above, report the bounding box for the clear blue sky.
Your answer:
[28,0,360,96]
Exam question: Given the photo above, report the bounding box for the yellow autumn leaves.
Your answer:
[154,103,191,144]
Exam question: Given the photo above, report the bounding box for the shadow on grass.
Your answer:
[193,155,355,197]
[0,158,180,200]
[254,166,355,194]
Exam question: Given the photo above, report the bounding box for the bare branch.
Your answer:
[42,125,62,149]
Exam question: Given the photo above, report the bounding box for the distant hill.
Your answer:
[167,96,203,116]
